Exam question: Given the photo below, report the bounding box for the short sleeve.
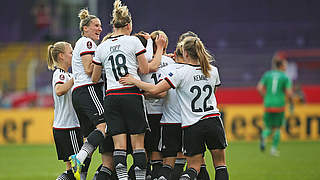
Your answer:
[92,45,102,66]
[53,70,67,86]
[214,67,221,86]
[133,37,146,56]
[79,38,96,57]
[164,68,183,89]
[259,72,268,85]
[145,39,153,61]
[285,76,292,89]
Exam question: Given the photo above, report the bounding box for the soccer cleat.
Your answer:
[270,147,280,157]
[69,155,83,180]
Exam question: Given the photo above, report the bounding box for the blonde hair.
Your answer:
[78,9,97,35]
[47,42,69,70]
[150,30,168,54]
[175,42,183,58]
[102,32,114,42]
[178,31,198,43]
[182,37,213,77]
[111,0,132,28]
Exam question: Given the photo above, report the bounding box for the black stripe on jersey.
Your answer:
[216,83,222,87]
[164,77,175,89]
[55,81,64,86]
[135,49,146,56]
[92,60,102,66]
[80,51,95,56]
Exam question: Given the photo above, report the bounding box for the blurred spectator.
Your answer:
[31,0,51,41]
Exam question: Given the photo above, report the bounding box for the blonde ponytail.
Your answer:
[182,37,213,77]
[46,42,69,71]
[47,45,55,70]
[111,0,132,28]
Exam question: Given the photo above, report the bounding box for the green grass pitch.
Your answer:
[0,141,319,180]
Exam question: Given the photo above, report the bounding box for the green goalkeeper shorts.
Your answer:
[263,112,285,128]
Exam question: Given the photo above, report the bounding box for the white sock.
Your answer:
[76,150,88,164]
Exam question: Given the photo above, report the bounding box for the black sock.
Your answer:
[113,149,128,179]
[215,166,229,180]
[150,159,163,179]
[197,164,210,180]
[158,164,173,180]
[128,164,136,180]
[66,169,76,180]
[146,161,152,179]
[172,158,186,180]
[56,170,75,180]
[180,168,197,180]
[87,129,105,148]
[96,166,113,180]
[133,149,147,180]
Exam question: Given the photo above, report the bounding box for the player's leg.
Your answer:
[145,114,163,179]
[171,154,186,180]
[96,135,115,180]
[206,117,229,180]
[261,112,272,151]
[270,112,284,156]
[113,133,128,179]
[197,156,210,180]
[125,95,148,180]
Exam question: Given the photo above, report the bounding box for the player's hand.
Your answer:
[138,32,151,39]
[119,74,135,85]
[165,53,175,59]
[155,34,166,50]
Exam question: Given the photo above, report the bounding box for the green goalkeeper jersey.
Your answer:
[259,70,292,108]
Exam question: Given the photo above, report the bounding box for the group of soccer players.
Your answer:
[48,0,230,180]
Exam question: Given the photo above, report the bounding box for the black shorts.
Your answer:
[72,83,105,137]
[98,135,114,154]
[145,114,162,152]
[182,117,227,157]
[53,128,83,162]
[104,87,148,136]
[159,123,182,158]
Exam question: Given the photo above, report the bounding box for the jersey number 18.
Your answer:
[108,54,128,81]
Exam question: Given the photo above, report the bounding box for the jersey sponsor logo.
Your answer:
[59,74,65,80]
[87,41,92,49]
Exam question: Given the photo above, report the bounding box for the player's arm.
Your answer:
[144,91,167,99]
[257,82,266,97]
[119,74,171,95]
[91,64,102,83]
[82,54,94,76]
[286,86,294,113]
[147,34,166,72]
[55,78,74,96]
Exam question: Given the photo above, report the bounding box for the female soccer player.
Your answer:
[47,41,82,180]
[140,30,175,179]
[69,9,114,180]
[119,36,229,180]
[91,0,166,179]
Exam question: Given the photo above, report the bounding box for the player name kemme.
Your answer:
[193,74,208,82]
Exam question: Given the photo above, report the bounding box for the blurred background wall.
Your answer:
[0,0,319,143]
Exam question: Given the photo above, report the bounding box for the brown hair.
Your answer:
[78,9,98,35]
[182,37,213,77]
[150,30,168,54]
[175,42,183,58]
[111,0,132,28]
[47,42,69,70]
[178,31,198,43]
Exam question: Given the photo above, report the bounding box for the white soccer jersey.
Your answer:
[140,55,175,114]
[72,36,101,89]
[159,63,185,124]
[94,35,146,91]
[52,69,80,129]
[165,65,221,127]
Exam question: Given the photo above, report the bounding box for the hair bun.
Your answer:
[79,9,89,20]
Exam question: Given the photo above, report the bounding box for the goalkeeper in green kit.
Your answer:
[257,57,294,156]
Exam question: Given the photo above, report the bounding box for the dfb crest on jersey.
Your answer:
[87,41,92,49]
[59,74,65,80]
[168,72,173,77]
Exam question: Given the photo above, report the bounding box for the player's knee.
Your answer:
[87,129,105,148]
